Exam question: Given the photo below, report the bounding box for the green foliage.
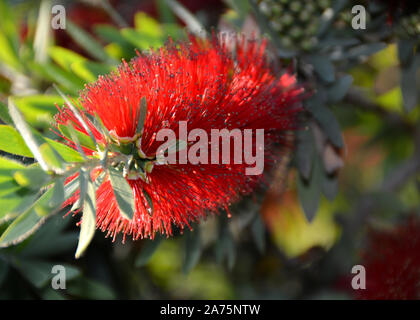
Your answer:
[0,0,418,300]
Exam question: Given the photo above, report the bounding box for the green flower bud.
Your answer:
[282,13,294,26]
[289,1,302,13]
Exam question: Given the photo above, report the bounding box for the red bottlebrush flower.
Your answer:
[55,34,303,241]
[354,218,420,299]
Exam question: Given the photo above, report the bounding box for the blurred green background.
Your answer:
[0,0,419,300]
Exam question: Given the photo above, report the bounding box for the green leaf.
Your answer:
[157,0,176,23]
[306,55,335,83]
[8,98,55,171]
[142,188,154,216]
[327,75,353,103]
[66,123,88,164]
[100,0,128,28]
[38,63,85,93]
[13,165,49,190]
[215,218,236,270]
[135,237,162,267]
[33,0,52,64]
[0,191,37,223]
[0,180,21,198]
[136,96,147,134]
[94,25,136,59]
[296,128,316,180]
[38,142,65,171]
[0,186,55,247]
[71,60,114,83]
[165,0,205,36]
[183,228,202,274]
[47,138,85,163]
[54,84,99,152]
[0,156,26,175]
[401,58,418,113]
[317,0,348,37]
[398,39,415,67]
[58,124,96,152]
[75,171,97,259]
[0,31,20,70]
[12,95,65,129]
[344,43,387,60]
[0,125,84,162]
[121,28,164,50]
[49,178,65,208]
[17,214,78,257]
[14,259,53,288]
[66,21,112,62]
[321,173,339,201]
[0,101,13,125]
[305,99,344,148]
[66,277,116,299]
[94,24,128,44]
[48,46,86,71]
[14,259,80,289]
[297,156,322,222]
[251,213,265,254]
[108,166,135,221]
[0,124,33,158]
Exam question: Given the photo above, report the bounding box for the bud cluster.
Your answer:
[397,7,420,38]
[257,0,332,51]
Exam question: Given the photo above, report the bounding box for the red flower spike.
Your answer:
[56,34,304,241]
[355,218,420,300]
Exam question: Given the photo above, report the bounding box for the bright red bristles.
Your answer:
[56,34,304,241]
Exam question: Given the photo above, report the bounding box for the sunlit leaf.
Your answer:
[33,0,52,63]
[8,98,53,171]
[48,46,86,71]
[71,61,114,83]
[58,124,96,152]
[74,171,97,259]
[0,101,13,125]
[12,95,64,129]
[13,165,49,190]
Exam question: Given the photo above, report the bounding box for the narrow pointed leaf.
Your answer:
[183,228,202,274]
[142,188,154,216]
[0,187,56,247]
[108,166,135,221]
[54,84,99,152]
[136,97,147,134]
[251,214,265,253]
[8,98,51,171]
[165,0,205,36]
[75,171,97,258]
[13,166,49,190]
[135,237,162,267]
